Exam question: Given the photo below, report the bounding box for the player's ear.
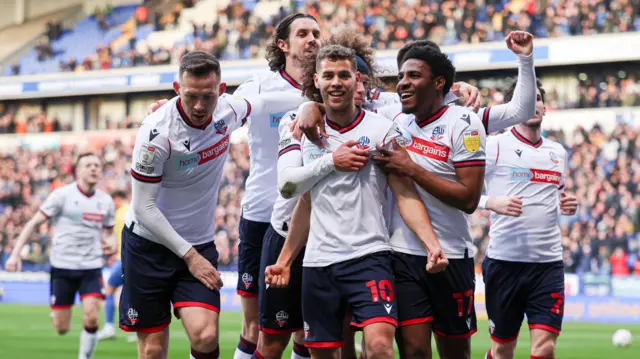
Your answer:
[434,76,445,91]
[172,81,180,96]
[313,73,319,89]
[355,71,361,83]
[277,39,288,54]
[219,82,227,94]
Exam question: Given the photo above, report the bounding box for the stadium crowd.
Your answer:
[4,0,640,76]
[2,119,640,276]
[0,136,248,271]
[2,65,639,134]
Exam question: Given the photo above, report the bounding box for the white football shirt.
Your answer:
[388,105,487,259]
[302,109,396,267]
[40,183,115,270]
[126,95,251,246]
[233,69,304,222]
[484,128,567,263]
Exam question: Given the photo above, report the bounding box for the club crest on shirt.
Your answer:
[431,125,446,141]
[214,120,228,134]
[549,151,559,164]
[138,143,156,165]
[463,130,480,153]
[357,136,371,150]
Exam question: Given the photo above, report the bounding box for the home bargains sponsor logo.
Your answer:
[175,135,230,170]
[83,213,105,223]
[406,136,450,162]
[509,168,561,185]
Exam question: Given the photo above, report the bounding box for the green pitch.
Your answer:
[0,304,638,358]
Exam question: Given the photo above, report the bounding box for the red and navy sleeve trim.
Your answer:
[242,99,252,126]
[453,160,486,168]
[130,169,162,183]
[482,107,490,134]
[278,144,301,157]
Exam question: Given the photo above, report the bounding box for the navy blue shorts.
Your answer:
[302,251,398,349]
[50,267,105,309]
[237,217,270,297]
[392,250,477,338]
[107,260,123,288]
[119,225,220,333]
[258,225,305,334]
[482,257,565,342]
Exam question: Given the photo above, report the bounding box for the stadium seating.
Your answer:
[3,0,639,75]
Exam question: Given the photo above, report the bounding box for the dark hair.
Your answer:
[301,31,382,103]
[398,46,455,95]
[265,13,318,72]
[504,77,546,104]
[301,45,357,103]
[111,190,127,200]
[73,152,100,175]
[396,40,441,69]
[179,50,221,79]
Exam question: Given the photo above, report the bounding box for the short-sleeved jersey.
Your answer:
[114,204,128,259]
[484,128,567,263]
[40,183,115,270]
[126,95,250,246]
[233,69,304,222]
[270,110,301,238]
[302,109,396,267]
[388,105,487,259]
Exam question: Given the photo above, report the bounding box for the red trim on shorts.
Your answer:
[81,292,106,300]
[434,327,477,339]
[304,340,345,348]
[172,301,220,313]
[119,320,170,333]
[40,209,51,218]
[530,356,555,359]
[529,324,560,335]
[259,325,303,335]
[50,304,73,310]
[236,289,258,298]
[491,332,519,343]
[399,316,433,327]
[350,316,398,329]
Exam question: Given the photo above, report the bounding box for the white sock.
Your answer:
[233,350,252,359]
[79,329,98,359]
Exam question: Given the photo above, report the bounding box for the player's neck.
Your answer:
[283,60,304,85]
[515,124,542,144]
[77,181,96,197]
[325,104,358,128]
[415,98,444,121]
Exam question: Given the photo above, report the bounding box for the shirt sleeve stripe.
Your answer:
[39,209,51,218]
[453,160,486,168]
[482,107,490,134]
[242,99,252,125]
[130,169,162,183]
[278,144,301,157]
